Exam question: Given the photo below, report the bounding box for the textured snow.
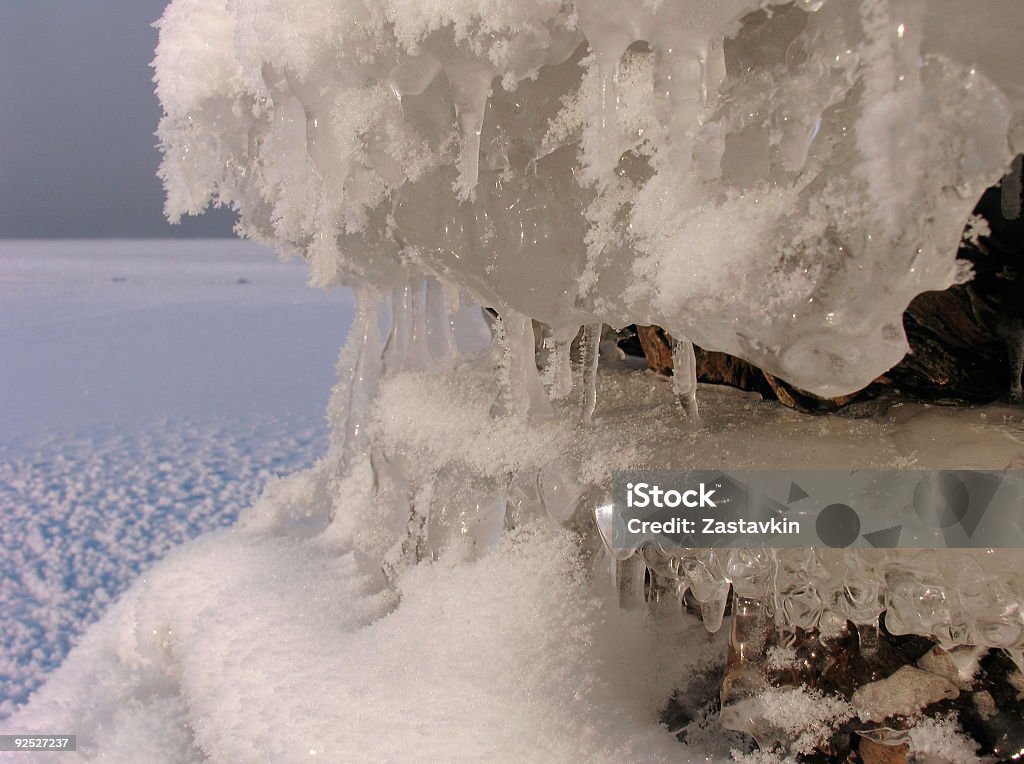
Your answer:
[10,341,1022,760]
[11,522,696,762]
[0,240,353,716]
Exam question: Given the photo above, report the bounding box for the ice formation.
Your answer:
[154,0,1024,754]
[155,0,1024,395]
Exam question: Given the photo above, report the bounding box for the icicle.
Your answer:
[491,312,552,418]
[540,326,576,401]
[424,277,458,361]
[641,547,683,617]
[574,0,636,182]
[719,595,776,743]
[327,285,382,471]
[382,280,413,375]
[446,62,495,200]
[698,588,730,634]
[579,323,602,424]
[671,335,701,425]
[593,500,637,561]
[1002,154,1023,220]
[426,466,508,558]
[680,552,731,633]
[407,277,432,370]
[374,450,419,574]
[652,45,705,174]
[537,463,584,522]
[615,553,649,610]
[505,472,546,531]
[594,62,621,180]
[379,277,444,373]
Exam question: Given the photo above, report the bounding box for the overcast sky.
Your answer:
[0,1,235,238]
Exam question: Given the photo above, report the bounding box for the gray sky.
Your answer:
[0,1,235,238]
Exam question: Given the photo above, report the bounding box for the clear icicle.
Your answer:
[327,285,382,472]
[424,277,458,361]
[407,277,432,371]
[574,0,634,182]
[382,280,413,375]
[579,323,602,424]
[719,595,776,743]
[446,62,495,201]
[427,465,508,559]
[537,463,583,522]
[374,450,418,574]
[671,335,701,425]
[698,589,730,634]
[491,312,552,418]
[680,551,730,633]
[615,554,648,610]
[652,45,705,175]
[594,64,619,180]
[541,326,576,401]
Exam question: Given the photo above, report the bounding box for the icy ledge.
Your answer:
[155,0,1024,395]
[11,365,1022,760]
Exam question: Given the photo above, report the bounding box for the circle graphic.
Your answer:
[816,503,861,548]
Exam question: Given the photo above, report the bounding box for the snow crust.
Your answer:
[12,523,693,761]
[154,0,1024,395]
[0,241,351,715]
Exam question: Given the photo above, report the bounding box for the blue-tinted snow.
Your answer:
[0,240,353,713]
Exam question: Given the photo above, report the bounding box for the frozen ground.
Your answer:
[5,241,1023,761]
[0,240,354,714]
[9,350,1024,760]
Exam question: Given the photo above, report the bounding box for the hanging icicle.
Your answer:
[424,277,458,361]
[579,323,602,424]
[327,284,383,471]
[490,311,552,419]
[382,280,413,376]
[671,335,701,426]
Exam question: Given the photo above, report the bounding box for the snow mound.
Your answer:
[10,517,694,761]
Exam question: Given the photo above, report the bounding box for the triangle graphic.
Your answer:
[863,524,902,548]
[951,471,1003,539]
[788,482,810,504]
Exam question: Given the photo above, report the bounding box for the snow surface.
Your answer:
[8,335,1018,760]
[11,523,717,762]
[0,240,353,715]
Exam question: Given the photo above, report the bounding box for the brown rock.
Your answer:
[858,737,908,764]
